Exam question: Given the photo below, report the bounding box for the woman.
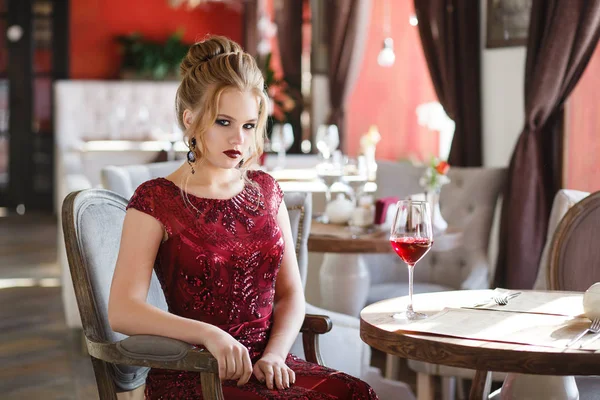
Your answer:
[108,35,378,399]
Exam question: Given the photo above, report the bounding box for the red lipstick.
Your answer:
[223,150,241,159]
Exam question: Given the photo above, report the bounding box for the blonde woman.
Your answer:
[108,36,378,399]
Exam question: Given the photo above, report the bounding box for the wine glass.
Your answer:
[270,123,294,169]
[316,161,342,202]
[342,156,369,206]
[315,124,340,160]
[389,200,434,321]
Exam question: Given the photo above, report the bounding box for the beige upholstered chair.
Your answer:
[367,164,507,304]
[534,189,592,290]
[61,188,332,399]
[547,190,600,290]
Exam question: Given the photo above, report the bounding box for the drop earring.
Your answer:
[187,137,197,174]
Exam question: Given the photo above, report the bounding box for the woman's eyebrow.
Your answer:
[217,114,257,123]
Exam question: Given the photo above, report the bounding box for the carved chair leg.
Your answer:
[469,370,491,400]
[417,372,435,400]
[200,372,224,400]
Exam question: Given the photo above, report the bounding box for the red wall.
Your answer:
[347,1,438,161]
[565,43,600,192]
[70,0,243,79]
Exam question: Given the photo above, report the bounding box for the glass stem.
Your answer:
[325,187,332,203]
[407,264,415,313]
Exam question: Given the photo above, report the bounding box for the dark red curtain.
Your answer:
[413,0,482,166]
[273,0,304,153]
[325,0,371,150]
[495,0,600,289]
[243,0,258,57]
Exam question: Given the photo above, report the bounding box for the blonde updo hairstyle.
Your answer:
[176,35,268,181]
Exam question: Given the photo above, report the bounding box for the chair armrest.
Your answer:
[301,314,332,334]
[300,314,332,366]
[85,334,223,399]
[86,334,219,372]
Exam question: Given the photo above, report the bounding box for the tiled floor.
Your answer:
[0,213,97,400]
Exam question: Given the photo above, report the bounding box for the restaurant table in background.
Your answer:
[360,290,600,400]
[269,168,377,194]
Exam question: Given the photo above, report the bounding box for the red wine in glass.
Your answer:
[389,200,433,321]
[390,237,433,265]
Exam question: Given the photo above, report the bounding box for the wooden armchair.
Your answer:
[61,188,332,400]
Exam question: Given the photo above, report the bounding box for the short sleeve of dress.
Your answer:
[126,180,172,237]
[248,170,284,213]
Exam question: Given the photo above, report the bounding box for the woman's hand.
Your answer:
[253,352,295,390]
[202,328,253,386]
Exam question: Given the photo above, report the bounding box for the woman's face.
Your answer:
[187,88,259,170]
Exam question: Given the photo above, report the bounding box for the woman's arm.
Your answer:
[253,200,306,389]
[108,209,252,384]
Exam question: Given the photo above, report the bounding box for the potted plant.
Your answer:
[116,31,190,80]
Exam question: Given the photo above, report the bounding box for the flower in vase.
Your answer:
[258,52,300,124]
[268,80,296,123]
[419,157,451,193]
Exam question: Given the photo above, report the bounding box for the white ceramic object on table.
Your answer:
[325,194,354,225]
[583,282,600,319]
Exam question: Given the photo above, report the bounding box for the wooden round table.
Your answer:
[308,222,463,316]
[360,290,600,399]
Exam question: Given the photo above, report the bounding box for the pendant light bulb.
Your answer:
[377,38,395,67]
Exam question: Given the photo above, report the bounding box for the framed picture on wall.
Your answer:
[486,0,532,48]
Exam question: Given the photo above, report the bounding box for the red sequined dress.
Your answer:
[126,170,378,400]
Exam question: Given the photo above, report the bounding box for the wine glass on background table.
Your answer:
[390,200,433,321]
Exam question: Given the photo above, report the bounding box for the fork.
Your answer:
[565,318,600,348]
[474,291,521,307]
[493,292,521,305]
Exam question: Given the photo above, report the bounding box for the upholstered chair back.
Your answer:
[280,192,312,288]
[62,189,165,392]
[101,161,183,199]
[533,189,590,289]
[433,167,507,289]
[548,190,600,291]
[375,160,425,199]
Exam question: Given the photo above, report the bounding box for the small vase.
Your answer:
[425,189,448,234]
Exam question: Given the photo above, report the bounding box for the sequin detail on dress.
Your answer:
[126,170,378,400]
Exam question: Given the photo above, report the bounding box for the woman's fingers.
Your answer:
[273,366,284,390]
[237,348,253,386]
[218,356,227,380]
[280,366,290,389]
[262,364,275,390]
[253,363,265,383]
[226,352,236,380]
